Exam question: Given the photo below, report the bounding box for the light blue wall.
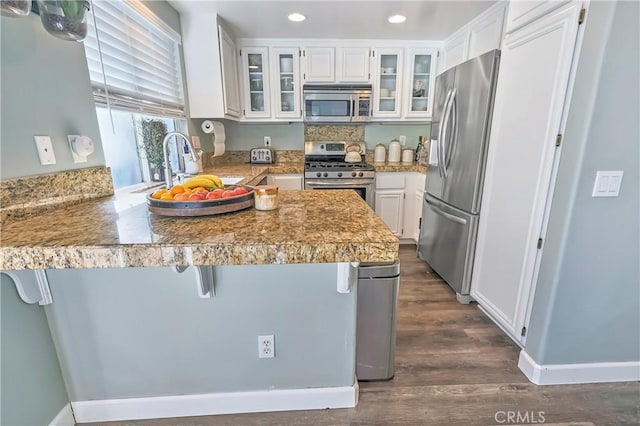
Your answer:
[190,119,429,152]
[525,1,640,365]
[1,274,69,425]
[45,264,356,400]
[0,14,105,179]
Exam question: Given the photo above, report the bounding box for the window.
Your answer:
[84,0,188,189]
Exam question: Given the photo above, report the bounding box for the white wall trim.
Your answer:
[71,384,359,423]
[48,403,75,426]
[518,350,640,385]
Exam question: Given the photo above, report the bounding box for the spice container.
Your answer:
[254,185,278,211]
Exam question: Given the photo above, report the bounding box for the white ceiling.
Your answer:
[168,1,497,40]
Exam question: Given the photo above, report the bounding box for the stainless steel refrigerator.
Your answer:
[418,50,500,304]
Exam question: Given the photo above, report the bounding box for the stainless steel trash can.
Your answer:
[356,261,401,380]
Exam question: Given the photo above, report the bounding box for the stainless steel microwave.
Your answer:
[303,84,372,123]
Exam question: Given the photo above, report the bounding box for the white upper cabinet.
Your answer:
[441,2,507,73]
[505,1,571,34]
[404,48,437,118]
[239,47,271,118]
[336,47,371,82]
[181,13,240,118]
[271,48,302,119]
[372,48,403,118]
[302,47,335,82]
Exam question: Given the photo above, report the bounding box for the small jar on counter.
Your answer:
[254,185,278,211]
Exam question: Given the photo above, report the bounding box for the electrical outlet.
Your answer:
[264,136,271,147]
[258,334,275,358]
[399,135,406,146]
[34,136,57,165]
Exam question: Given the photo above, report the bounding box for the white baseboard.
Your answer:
[72,383,359,423]
[518,350,640,385]
[49,403,75,426]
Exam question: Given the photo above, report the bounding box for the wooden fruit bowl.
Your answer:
[146,185,254,217]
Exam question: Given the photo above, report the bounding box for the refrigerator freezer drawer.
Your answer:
[418,195,478,295]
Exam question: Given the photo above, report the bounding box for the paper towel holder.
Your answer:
[201,120,215,134]
[67,135,94,163]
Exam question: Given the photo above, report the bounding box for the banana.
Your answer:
[196,174,224,188]
[183,177,216,189]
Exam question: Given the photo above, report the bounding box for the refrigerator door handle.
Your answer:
[425,197,467,225]
[445,89,458,175]
[441,88,456,180]
[439,90,454,177]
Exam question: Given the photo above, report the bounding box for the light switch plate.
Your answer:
[592,171,624,197]
[34,136,57,165]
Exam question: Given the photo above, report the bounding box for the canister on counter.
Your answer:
[254,185,278,210]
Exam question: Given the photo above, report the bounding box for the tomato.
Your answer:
[222,190,235,198]
[206,191,222,200]
[188,193,206,201]
[233,187,248,196]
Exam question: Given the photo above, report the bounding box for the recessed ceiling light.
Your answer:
[388,14,407,24]
[288,13,306,22]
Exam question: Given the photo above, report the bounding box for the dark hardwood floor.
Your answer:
[84,245,640,426]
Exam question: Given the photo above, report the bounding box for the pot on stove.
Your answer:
[345,143,362,163]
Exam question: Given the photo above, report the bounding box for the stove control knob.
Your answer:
[316,172,321,178]
[337,172,343,177]
[323,172,329,178]
[358,172,364,177]
[352,172,357,177]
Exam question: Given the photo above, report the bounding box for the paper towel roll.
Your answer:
[202,120,226,157]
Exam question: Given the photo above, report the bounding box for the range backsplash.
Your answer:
[304,125,365,142]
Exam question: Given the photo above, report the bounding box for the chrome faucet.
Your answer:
[162,132,201,189]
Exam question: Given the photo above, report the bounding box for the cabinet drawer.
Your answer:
[376,173,406,189]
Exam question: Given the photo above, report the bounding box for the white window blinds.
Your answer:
[84,0,185,117]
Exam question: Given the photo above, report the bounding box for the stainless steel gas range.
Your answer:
[304,141,375,208]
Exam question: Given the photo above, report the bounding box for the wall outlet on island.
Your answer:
[264,136,271,147]
[258,334,275,358]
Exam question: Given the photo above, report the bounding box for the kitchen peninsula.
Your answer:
[0,166,398,423]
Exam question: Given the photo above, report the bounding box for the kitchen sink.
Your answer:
[221,177,244,185]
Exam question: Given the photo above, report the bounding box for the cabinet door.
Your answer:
[372,49,403,118]
[218,26,241,117]
[336,47,371,82]
[468,5,506,59]
[303,47,335,82]
[267,174,303,190]
[470,3,582,343]
[505,0,570,33]
[375,189,404,237]
[271,48,301,119]
[443,31,469,72]
[240,47,271,118]
[404,48,438,118]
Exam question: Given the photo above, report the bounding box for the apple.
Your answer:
[222,190,235,198]
[233,187,248,196]
[188,193,206,201]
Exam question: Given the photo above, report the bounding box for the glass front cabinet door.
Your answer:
[372,49,403,118]
[240,47,271,118]
[271,48,301,119]
[404,48,437,118]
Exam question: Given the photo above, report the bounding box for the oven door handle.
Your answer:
[305,180,373,187]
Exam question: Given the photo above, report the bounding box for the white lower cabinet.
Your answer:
[267,174,303,190]
[375,172,425,242]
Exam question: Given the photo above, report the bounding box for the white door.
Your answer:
[272,48,301,119]
[404,48,438,118]
[303,47,335,82]
[505,0,571,33]
[468,5,506,58]
[375,190,404,237]
[336,47,371,82]
[218,26,241,117]
[443,32,469,71]
[471,2,583,343]
[372,48,403,118]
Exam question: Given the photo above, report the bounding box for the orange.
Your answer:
[160,193,174,201]
[170,185,186,195]
[151,189,168,199]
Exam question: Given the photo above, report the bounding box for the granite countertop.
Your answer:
[372,162,427,173]
[0,189,398,270]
